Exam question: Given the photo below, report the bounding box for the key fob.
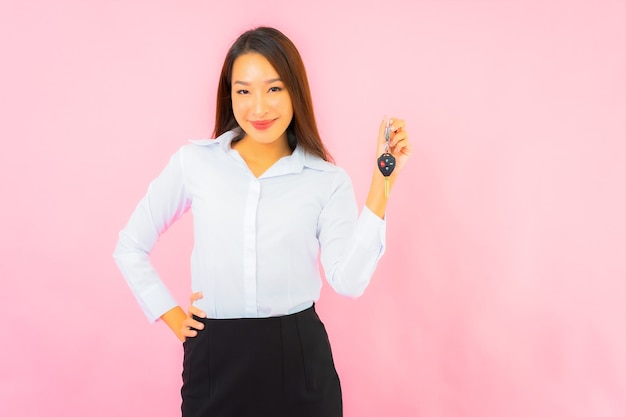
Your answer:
[377,153,396,177]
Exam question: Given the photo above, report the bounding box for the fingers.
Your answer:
[380,118,406,144]
[389,118,406,134]
[187,304,205,318]
[189,291,203,304]
[382,117,410,155]
[181,315,204,338]
[390,129,411,155]
[182,292,207,340]
[377,117,408,156]
[188,291,206,318]
[393,136,412,157]
[389,119,405,143]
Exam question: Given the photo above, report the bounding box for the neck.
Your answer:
[233,134,292,162]
[232,134,293,177]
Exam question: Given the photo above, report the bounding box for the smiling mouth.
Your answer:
[250,119,276,130]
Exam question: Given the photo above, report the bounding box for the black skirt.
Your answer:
[181,304,342,417]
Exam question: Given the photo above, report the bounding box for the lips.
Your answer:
[250,119,276,130]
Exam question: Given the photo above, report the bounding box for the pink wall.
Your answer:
[1,1,624,416]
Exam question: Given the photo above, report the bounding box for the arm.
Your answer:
[161,307,188,342]
[320,117,411,296]
[113,147,191,323]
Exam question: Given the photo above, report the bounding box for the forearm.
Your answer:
[161,306,187,342]
[365,170,398,219]
[325,207,386,298]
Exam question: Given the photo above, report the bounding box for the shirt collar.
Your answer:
[188,129,239,152]
[188,129,334,175]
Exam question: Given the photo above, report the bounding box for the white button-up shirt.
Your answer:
[113,130,386,322]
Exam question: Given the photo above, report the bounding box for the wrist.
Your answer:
[161,306,187,341]
[366,170,396,218]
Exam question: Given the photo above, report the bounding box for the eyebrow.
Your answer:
[233,78,282,86]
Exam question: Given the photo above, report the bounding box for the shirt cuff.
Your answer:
[138,285,179,323]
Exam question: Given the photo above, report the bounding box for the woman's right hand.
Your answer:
[180,292,206,340]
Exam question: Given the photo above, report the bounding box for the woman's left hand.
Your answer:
[365,117,412,218]
[376,117,412,175]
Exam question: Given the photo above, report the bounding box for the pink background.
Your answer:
[1,1,624,416]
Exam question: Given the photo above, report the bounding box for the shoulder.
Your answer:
[302,151,345,175]
[301,153,353,193]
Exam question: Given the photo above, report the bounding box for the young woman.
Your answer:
[114,26,411,417]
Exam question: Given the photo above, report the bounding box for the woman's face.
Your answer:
[231,53,293,146]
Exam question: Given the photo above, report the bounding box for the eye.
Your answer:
[235,89,249,95]
[268,86,282,93]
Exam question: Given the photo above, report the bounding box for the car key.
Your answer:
[377,119,396,198]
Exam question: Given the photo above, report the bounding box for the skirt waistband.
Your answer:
[193,302,316,324]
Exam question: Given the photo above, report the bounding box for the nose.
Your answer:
[253,93,268,117]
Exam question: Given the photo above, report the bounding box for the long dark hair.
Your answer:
[213,27,333,163]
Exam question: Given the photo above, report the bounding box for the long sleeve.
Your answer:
[317,170,386,298]
[113,148,191,322]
